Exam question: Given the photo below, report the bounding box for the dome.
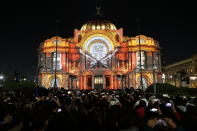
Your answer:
[81,20,117,31]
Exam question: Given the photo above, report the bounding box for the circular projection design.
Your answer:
[90,42,108,60]
[84,36,113,60]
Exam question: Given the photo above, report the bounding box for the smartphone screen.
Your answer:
[157,119,168,126]
[165,103,172,107]
[57,108,62,112]
[154,99,159,102]
[150,108,158,112]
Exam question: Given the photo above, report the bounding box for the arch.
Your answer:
[136,38,146,43]
[50,76,61,88]
[82,34,114,61]
[83,34,114,52]
[137,75,151,89]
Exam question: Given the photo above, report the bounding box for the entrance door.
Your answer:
[94,76,103,89]
[87,76,92,89]
[105,76,110,89]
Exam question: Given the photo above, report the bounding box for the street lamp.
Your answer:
[53,37,58,89]
[0,75,4,80]
[0,74,4,88]
[136,17,143,91]
[53,20,60,89]
[153,65,157,95]
[135,68,143,89]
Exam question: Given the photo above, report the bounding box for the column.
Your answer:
[110,76,112,89]
[128,52,132,70]
[84,75,86,89]
[158,53,161,72]
[65,75,68,89]
[111,75,114,89]
[132,52,136,70]
[152,52,155,84]
[134,73,137,89]
[67,76,70,89]
[92,75,94,89]
[81,75,84,90]
[146,52,151,69]
[103,75,106,89]
[79,75,82,90]
[118,75,120,89]
[44,52,46,69]
[114,76,116,89]
[128,75,130,88]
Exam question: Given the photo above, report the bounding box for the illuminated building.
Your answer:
[38,20,162,89]
[164,54,197,88]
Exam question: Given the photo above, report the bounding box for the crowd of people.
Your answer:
[0,88,196,131]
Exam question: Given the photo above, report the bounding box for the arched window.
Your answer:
[40,53,45,68]
[138,77,148,89]
[50,78,60,87]
[52,52,62,70]
[52,39,61,45]
[136,51,146,69]
[136,38,146,43]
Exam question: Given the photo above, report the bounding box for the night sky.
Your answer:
[0,1,196,80]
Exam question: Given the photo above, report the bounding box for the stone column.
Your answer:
[132,52,136,70]
[116,75,119,89]
[79,75,82,90]
[114,75,116,89]
[65,75,68,89]
[158,52,162,72]
[111,75,114,89]
[92,75,94,89]
[84,75,86,89]
[81,75,84,90]
[103,75,106,89]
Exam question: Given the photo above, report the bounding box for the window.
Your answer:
[136,51,146,69]
[40,53,45,68]
[52,52,61,70]
[50,78,60,87]
[94,77,103,84]
[138,77,148,89]
[52,39,61,45]
[136,38,146,43]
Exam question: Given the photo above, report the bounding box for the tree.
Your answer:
[146,83,197,96]
[1,80,36,97]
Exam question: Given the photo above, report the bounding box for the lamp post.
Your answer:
[53,37,58,89]
[136,18,143,90]
[0,74,4,88]
[53,19,60,89]
[153,65,157,95]
[0,75,4,80]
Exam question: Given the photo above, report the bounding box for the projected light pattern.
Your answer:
[89,42,108,60]
[38,20,162,89]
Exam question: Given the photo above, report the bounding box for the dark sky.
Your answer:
[0,1,196,80]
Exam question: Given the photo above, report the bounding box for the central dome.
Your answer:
[81,20,117,31]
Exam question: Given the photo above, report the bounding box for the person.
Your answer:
[144,116,185,131]
[144,106,185,131]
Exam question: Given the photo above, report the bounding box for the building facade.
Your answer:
[164,54,197,88]
[38,20,162,89]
